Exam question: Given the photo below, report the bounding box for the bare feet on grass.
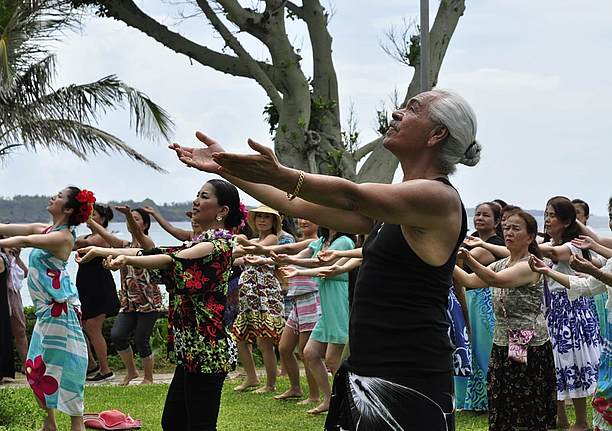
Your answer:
[307,400,329,415]
[254,385,276,394]
[119,372,139,386]
[274,388,303,400]
[233,380,260,392]
[297,397,319,406]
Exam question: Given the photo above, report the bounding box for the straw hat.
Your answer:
[247,205,282,235]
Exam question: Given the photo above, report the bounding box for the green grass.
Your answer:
[0,376,591,430]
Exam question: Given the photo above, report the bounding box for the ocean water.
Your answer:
[15,220,611,307]
[17,221,192,307]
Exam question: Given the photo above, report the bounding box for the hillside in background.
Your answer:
[1,195,610,229]
[0,195,191,223]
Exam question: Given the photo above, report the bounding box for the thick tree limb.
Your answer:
[196,0,283,108]
[96,1,279,84]
[357,0,466,184]
[353,137,380,161]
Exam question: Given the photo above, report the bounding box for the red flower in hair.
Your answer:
[74,189,96,224]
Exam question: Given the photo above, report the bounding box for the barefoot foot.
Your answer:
[140,378,154,385]
[119,372,139,386]
[233,381,260,392]
[254,385,276,394]
[274,389,303,400]
[307,401,329,415]
[297,398,320,405]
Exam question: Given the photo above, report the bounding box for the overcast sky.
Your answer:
[1,0,611,216]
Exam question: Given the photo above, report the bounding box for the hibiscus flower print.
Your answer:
[183,267,205,290]
[25,356,59,406]
[46,269,61,289]
[50,301,67,317]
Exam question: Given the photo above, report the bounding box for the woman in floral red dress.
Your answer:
[78,179,244,431]
[0,186,95,431]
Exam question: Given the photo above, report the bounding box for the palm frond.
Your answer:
[1,118,166,171]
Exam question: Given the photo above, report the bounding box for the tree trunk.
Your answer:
[356,0,466,184]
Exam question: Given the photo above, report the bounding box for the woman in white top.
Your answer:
[531,239,612,431]
[537,196,601,431]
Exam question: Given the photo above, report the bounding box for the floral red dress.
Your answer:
[146,230,237,373]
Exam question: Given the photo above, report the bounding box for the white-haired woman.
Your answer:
[170,89,480,430]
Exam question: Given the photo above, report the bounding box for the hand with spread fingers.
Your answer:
[528,255,550,275]
[114,205,131,216]
[318,250,338,263]
[463,235,484,248]
[243,255,272,266]
[317,264,342,279]
[75,246,99,264]
[270,251,293,265]
[279,266,299,278]
[169,131,225,173]
[211,138,284,184]
[569,254,597,276]
[571,235,595,250]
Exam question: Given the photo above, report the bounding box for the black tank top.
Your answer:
[345,177,467,379]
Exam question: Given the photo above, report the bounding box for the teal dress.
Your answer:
[310,235,355,345]
[26,225,87,416]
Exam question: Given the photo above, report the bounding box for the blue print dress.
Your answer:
[26,225,87,416]
[547,242,601,400]
[568,258,612,430]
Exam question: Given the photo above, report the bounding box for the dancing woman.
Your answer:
[74,203,119,381]
[531,240,612,431]
[171,89,480,430]
[454,210,556,430]
[539,196,601,431]
[78,179,244,431]
[0,187,95,431]
[454,202,505,412]
[86,206,161,385]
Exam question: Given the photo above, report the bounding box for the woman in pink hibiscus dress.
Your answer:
[0,186,94,431]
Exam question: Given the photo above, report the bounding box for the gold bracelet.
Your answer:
[286,170,305,201]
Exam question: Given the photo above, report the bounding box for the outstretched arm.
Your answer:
[0,223,48,237]
[144,206,192,242]
[87,219,127,248]
[463,250,538,288]
[0,231,72,258]
[115,206,155,249]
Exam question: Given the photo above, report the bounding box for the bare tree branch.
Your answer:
[196,0,283,108]
[96,1,279,84]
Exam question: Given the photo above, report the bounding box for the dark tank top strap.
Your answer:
[432,176,468,262]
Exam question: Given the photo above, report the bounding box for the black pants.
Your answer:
[161,365,227,431]
[110,311,158,357]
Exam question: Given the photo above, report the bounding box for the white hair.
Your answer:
[427,89,480,174]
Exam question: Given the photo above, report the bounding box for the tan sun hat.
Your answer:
[247,205,282,235]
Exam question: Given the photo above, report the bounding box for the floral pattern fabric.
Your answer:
[27,225,87,416]
[487,342,557,430]
[548,290,601,399]
[447,286,472,378]
[147,230,237,374]
[119,247,162,313]
[232,263,285,343]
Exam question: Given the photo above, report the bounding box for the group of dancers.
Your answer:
[0,89,610,431]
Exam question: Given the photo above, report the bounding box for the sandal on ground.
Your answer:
[87,372,114,382]
[87,364,100,376]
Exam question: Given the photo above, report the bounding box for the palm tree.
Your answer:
[0,0,173,170]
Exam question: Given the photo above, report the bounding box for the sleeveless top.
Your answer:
[345,177,467,379]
